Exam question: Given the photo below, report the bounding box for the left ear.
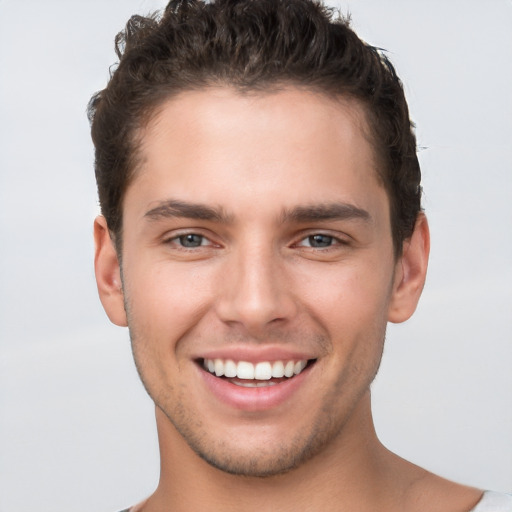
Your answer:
[388,213,430,323]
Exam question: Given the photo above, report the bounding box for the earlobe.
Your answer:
[93,216,128,327]
[388,213,430,324]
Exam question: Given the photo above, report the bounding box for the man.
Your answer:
[88,1,510,510]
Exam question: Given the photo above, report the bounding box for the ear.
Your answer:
[93,216,128,327]
[388,213,430,324]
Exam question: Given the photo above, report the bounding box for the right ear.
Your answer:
[93,216,128,327]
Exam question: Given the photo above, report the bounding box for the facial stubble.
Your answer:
[126,317,385,478]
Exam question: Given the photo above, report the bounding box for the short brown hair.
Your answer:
[88,0,422,255]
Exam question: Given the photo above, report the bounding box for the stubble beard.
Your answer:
[124,292,386,478]
[157,396,349,478]
[129,333,383,479]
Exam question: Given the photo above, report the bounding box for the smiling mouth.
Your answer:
[200,358,316,387]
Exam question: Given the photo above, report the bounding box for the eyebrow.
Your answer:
[144,199,371,225]
[144,199,232,223]
[281,203,372,224]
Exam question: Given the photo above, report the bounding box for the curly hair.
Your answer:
[88,0,422,256]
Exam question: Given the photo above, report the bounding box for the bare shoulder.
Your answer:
[378,449,483,512]
[403,469,484,512]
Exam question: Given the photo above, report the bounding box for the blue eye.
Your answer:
[306,234,334,248]
[177,234,205,247]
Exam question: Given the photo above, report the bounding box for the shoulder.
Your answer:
[470,491,512,512]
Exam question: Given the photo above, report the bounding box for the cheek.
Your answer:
[300,261,394,330]
[123,265,216,402]
[301,262,391,383]
[123,262,215,352]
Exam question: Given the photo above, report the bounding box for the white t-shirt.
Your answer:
[470,491,512,511]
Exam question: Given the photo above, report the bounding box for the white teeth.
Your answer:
[236,361,255,380]
[294,360,307,375]
[214,358,224,377]
[284,360,295,377]
[254,362,272,380]
[233,380,278,388]
[224,359,237,378]
[271,361,285,378]
[203,358,310,380]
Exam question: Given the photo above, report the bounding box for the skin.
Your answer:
[94,87,482,511]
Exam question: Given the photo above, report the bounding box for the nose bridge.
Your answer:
[216,234,295,332]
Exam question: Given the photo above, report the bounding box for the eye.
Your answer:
[298,234,336,248]
[172,233,209,248]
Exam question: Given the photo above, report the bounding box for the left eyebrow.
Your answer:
[281,202,372,224]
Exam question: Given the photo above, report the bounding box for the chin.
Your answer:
[193,444,306,478]
[162,404,343,478]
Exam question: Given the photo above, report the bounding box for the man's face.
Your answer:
[106,88,408,476]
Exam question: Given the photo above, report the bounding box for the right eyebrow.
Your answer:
[144,199,233,223]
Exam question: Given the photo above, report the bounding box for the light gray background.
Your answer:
[0,1,511,511]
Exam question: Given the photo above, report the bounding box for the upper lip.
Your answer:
[193,345,317,364]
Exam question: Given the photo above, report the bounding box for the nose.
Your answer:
[215,240,298,336]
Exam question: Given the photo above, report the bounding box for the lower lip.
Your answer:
[198,363,314,411]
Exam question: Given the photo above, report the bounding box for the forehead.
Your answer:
[127,87,386,222]
[141,87,374,165]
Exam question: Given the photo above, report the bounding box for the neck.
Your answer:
[144,392,414,512]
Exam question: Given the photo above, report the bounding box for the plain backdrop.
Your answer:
[0,1,511,511]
